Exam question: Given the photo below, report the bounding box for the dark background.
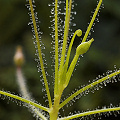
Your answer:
[0,0,120,120]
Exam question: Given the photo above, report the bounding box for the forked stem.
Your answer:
[59,0,104,109]
[51,0,73,118]
[65,30,82,72]
[59,70,120,109]
[59,30,82,87]
[64,38,94,88]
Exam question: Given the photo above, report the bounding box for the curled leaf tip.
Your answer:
[76,38,94,56]
[76,29,82,37]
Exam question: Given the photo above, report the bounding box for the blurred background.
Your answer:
[0,0,120,120]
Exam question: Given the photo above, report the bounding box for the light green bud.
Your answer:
[76,38,94,56]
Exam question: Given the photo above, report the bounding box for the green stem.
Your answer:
[57,0,73,94]
[59,70,120,109]
[68,0,72,34]
[64,54,79,88]
[50,92,63,120]
[29,0,52,108]
[58,107,120,120]
[54,0,59,97]
[0,90,49,112]
[64,30,82,74]
[59,0,69,73]
[82,0,102,43]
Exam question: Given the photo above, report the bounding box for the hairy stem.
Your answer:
[59,0,69,72]
[54,0,59,97]
[59,70,120,109]
[28,0,52,108]
[82,0,102,43]
[58,107,120,120]
[0,90,49,112]
[16,67,47,120]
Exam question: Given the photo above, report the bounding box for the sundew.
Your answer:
[0,0,120,120]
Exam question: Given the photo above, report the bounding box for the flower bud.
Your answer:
[14,46,25,67]
[76,38,94,56]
